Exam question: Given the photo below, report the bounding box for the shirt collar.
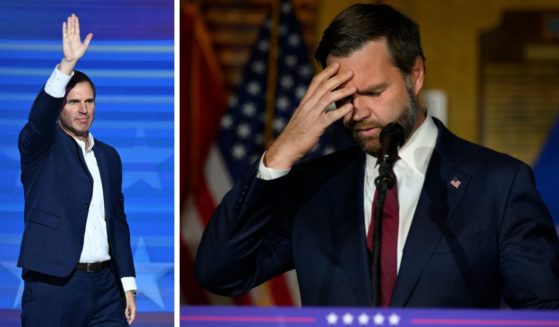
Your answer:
[365,112,438,177]
[73,132,95,153]
[397,112,438,175]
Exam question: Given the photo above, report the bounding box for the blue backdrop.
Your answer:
[0,0,174,313]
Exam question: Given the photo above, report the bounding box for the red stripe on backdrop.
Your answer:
[270,275,294,306]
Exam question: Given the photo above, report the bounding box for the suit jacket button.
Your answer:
[84,203,89,208]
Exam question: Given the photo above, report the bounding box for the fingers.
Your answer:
[83,33,93,49]
[302,62,341,103]
[124,291,137,325]
[301,64,355,116]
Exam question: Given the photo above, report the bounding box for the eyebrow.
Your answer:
[356,82,389,94]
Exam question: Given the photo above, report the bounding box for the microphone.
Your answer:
[375,122,404,190]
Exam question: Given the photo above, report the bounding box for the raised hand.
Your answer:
[59,14,93,75]
[264,62,356,169]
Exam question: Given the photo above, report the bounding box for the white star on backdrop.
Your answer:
[247,82,261,96]
[1,261,23,308]
[285,55,297,68]
[273,117,286,132]
[288,34,301,47]
[242,102,257,117]
[232,144,246,160]
[122,127,171,190]
[236,124,251,139]
[220,115,233,129]
[133,237,173,309]
[280,75,294,89]
[251,61,266,74]
[258,40,269,51]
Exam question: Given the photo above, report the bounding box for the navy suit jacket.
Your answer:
[195,117,559,308]
[17,90,135,280]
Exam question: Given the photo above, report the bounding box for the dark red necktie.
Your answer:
[366,172,399,307]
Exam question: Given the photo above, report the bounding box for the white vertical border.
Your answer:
[174,0,180,324]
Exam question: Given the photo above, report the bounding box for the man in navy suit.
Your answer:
[18,14,137,325]
[195,4,559,308]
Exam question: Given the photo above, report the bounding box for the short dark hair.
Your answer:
[315,3,425,75]
[65,70,96,98]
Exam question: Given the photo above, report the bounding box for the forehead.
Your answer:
[66,81,94,99]
[326,39,399,87]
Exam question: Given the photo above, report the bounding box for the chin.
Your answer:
[356,137,381,157]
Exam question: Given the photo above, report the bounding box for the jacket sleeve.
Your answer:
[18,90,62,167]
[108,147,136,279]
[194,164,295,296]
[499,162,559,309]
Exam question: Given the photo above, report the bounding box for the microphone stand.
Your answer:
[371,152,397,307]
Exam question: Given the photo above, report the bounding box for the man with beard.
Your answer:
[195,4,559,308]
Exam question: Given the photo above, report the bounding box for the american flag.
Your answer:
[182,0,352,306]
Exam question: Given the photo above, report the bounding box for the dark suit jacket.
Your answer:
[17,90,135,280]
[195,117,559,308]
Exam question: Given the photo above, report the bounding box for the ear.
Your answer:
[410,56,425,95]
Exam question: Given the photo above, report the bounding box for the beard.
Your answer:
[347,78,421,157]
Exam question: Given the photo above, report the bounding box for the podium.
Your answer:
[181,305,559,327]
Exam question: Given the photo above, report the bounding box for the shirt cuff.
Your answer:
[121,277,137,293]
[44,65,73,98]
[257,152,290,180]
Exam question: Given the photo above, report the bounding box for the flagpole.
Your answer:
[264,0,280,148]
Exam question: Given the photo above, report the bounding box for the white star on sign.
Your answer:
[342,313,354,325]
[373,313,385,325]
[388,313,400,325]
[358,313,370,325]
[326,312,339,325]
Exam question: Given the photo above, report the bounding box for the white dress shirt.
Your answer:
[259,115,439,273]
[363,116,438,272]
[44,66,137,292]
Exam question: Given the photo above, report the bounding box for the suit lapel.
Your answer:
[391,119,470,306]
[93,145,111,221]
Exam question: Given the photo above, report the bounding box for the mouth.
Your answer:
[355,126,381,138]
[75,117,89,125]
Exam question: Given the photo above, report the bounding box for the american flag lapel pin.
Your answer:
[450,177,462,189]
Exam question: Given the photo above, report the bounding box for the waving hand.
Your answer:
[59,14,93,75]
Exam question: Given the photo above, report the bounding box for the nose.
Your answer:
[78,102,88,114]
[350,95,370,122]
